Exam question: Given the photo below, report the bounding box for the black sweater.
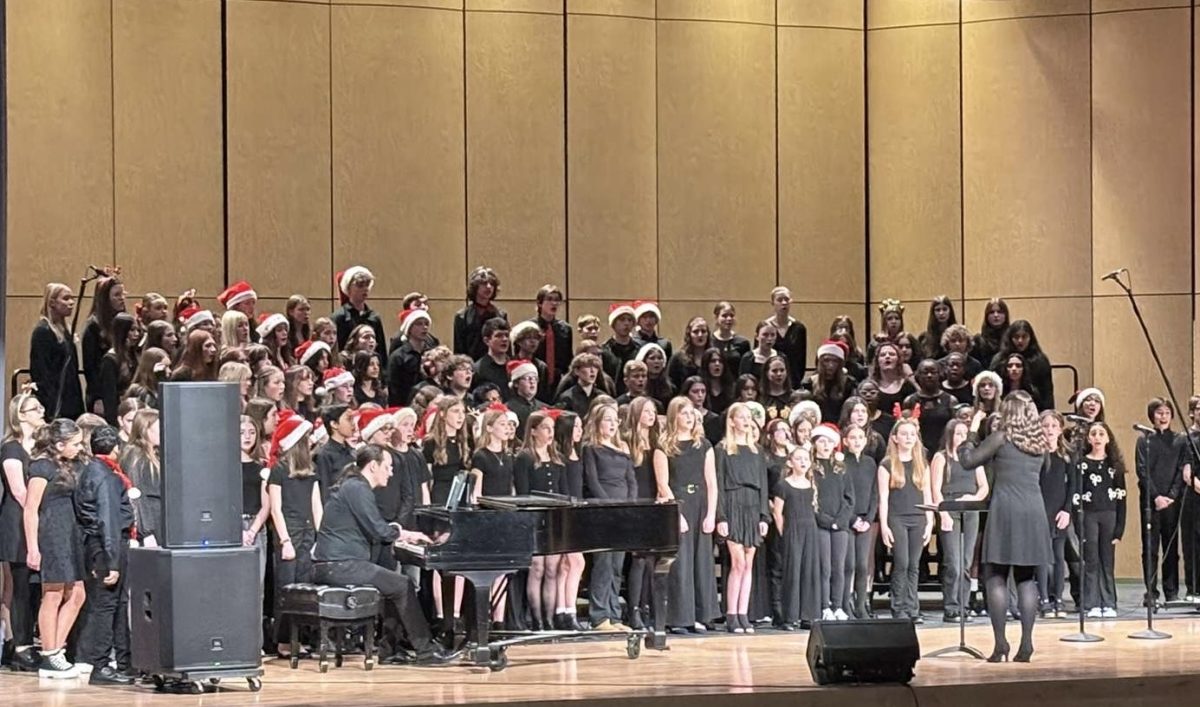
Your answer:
[30,320,84,420]
[1135,429,1187,501]
[814,460,855,531]
[844,451,879,523]
[1076,456,1127,540]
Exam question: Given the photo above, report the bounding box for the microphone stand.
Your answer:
[1106,270,1181,641]
[1061,455,1103,643]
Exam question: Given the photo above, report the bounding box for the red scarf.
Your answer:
[99,455,138,539]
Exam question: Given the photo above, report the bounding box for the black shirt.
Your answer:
[242,460,265,516]
[712,334,751,376]
[1076,457,1127,539]
[903,390,957,456]
[632,331,673,360]
[268,463,318,532]
[424,440,467,506]
[473,354,511,395]
[773,319,808,388]
[1041,453,1073,523]
[453,304,507,360]
[1135,429,1187,501]
[391,447,427,527]
[30,320,84,420]
[508,395,547,440]
[387,337,432,406]
[373,449,409,523]
[514,450,564,495]
[556,384,600,418]
[601,338,640,396]
[814,460,855,531]
[582,444,637,500]
[533,316,573,385]
[314,439,355,504]
[313,475,400,562]
[881,458,923,517]
[844,452,879,522]
[472,449,515,497]
[75,458,136,574]
[332,302,389,359]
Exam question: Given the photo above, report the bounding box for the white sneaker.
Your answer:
[74,662,94,675]
[1086,607,1101,618]
[1102,607,1117,618]
[38,650,79,679]
[821,608,836,621]
[833,609,849,621]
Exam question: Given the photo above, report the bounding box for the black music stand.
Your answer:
[918,500,986,659]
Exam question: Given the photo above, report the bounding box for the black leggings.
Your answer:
[7,562,37,646]
[847,523,876,616]
[984,563,1038,652]
[1036,530,1068,605]
[887,515,925,616]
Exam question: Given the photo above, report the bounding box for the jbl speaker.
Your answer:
[160,382,241,547]
[806,619,919,685]
[129,546,262,673]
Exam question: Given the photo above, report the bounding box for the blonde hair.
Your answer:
[219,361,252,386]
[784,444,820,510]
[583,402,627,452]
[660,396,702,458]
[40,282,72,341]
[221,310,249,350]
[885,419,928,490]
[474,409,509,454]
[722,402,759,455]
[4,392,39,444]
[127,409,161,478]
[623,396,659,467]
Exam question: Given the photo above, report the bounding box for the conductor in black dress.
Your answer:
[957,391,1052,663]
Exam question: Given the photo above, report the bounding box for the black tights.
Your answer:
[984,563,1038,652]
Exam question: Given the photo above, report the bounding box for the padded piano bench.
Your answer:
[279,583,381,672]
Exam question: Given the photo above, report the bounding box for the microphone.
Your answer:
[1133,424,1156,435]
[1101,267,1127,283]
[1065,414,1091,426]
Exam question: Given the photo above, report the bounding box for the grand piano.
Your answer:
[395,493,680,669]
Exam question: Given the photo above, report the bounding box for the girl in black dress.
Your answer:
[812,424,855,621]
[869,342,915,418]
[1037,411,1074,617]
[582,402,636,630]
[267,411,322,656]
[425,395,469,622]
[842,424,879,618]
[739,320,779,380]
[93,312,139,424]
[716,402,770,633]
[762,418,791,624]
[930,419,989,622]
[282,365,318,421]
[973,297,1010,368]
[768,287,808,388]
[517,411,565,629]
[878,417,934,623]
[257,313,293,370]
[855,379,895,442]
[773,443,821,629]
[1078,421,1127,619]
[683,376,723,445]
[992,321,1054,411]
[553,411,586,630]
[470,405,516,625]
[30,283,84,420]
[667,317,710,392]
[711,302,751,376]
[1,391,45,671]
[919,296,957,360]
[81,276,127,414]
[120,410,162,547]
[701,348,734,415]
[240,415,271,587]
[24,419,87,678]
[624,396,660,629]
[351,351,388,408]
[758,355,793,424]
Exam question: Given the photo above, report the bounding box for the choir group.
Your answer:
[2,264,1198,680]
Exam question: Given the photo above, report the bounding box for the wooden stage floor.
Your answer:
[3,617,1200,707]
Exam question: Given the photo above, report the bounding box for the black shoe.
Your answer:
[414,648,461,666]
[628,608,645,631]
[777,622,796,632]
[798,620,813,631]
[382,651,416,665]
[90,665,136,686]
[942,612,957,623]
[9,647,40,673]
[1013,643,1034,663]
[987,642,1010,663]
[910,613,925,625]
[669,626,690,635]
[565,613,585,632]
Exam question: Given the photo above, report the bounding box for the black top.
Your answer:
[904,390,957,456]
[242,460,265,516]
[121,447,161,541]
[801,377,856,425]
[508,395,547,441]
[881,458,923,517]
[313,475,400,562]
[991,350,1054,411]
[386,338,432,406]
[582,444,637,500]
[80,316,107,400]
[96,350,135,424]
[354,383,388,408]
[844,451,879,522]
[942,381,974,406]
[473,355,510,395]
[332,302,389,358]
[424,440,468,506]
[875,380,916,421]
[0,441,30,561]
[773,319,808,388]
[939,454,979,499]
[632,331,673,361]
[564,457,584,498]
[453,304,507,361]
[391,447,427,526]
[666,351,702,392]
[472,448,515,497]
[514,450,565,496]
[711,334,751,376]
[715,444,771,525]
[268,463,318,531]
[814,460,855,531]
[532,316,573,385]
[30,320,84,420]
[556,384,600,418]
[1040,453,1073,522]
[75,458,135,574]
[314,439,355,504]
[1076,456,1127,539]
[1135,429,1187,501]
[370,449,406,523]
[601,338,641,396]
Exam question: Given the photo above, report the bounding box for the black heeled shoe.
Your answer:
[1014,643,1034,663]
[726,614,744,634]
[987,641,1010,663]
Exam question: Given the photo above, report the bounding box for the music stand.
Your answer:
[918,500,987,659]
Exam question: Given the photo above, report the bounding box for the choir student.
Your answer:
[1134,398,1187,607]
[842,423,878,618]
[716,402,770,633]
[773,443,821,630]
[516,410,566,629]
[930,419,989,623]
[878,417,933,624]
[332,266,387,357]
[812,424,854,621]
[553,411,586,630]
[1078,421,1127,618]
[453,266,506,360]
[30,283,84,420]
[0,391,45,672]
[582,402,637,631]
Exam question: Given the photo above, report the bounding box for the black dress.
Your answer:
[514,451,564,496]
[28,458,84,583]
[472,449,514,497]
[958,432,1052,567]
[716,445,770,547]
[425,440,468,506]
[29,320,84,420]
[564,457,584,499]
[666,441,719,627]
[775,479,821,623]
[0,441,30,563]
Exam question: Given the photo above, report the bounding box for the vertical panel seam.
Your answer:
[221,0,230,285]
[463,7,469,282]
[1089,0,1095,385]
[328,2,334,292]
[654,0,659,302]
[958,0,965,308]
[774,0,780,289]
[862,0,871,330]
[1,0,8,407]
[1192,0,1196,354]
[562,0,569,305]
[110,0,116,267]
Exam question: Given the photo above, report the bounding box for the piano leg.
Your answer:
[649,553,676,651]
[439,574,456,647]
[461,571,509,667]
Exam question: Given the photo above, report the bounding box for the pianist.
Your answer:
[312,444,458,666]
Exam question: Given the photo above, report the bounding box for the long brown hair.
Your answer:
[583,402,628,453]
[31,419,82,490]
[1040,409,1071,460]
[998,391,1048,455]
[126,409,161,477]
[427,395,467,466]
[624,396,659,467]
[175,330,218,381]
[88,276,125,349]
[130,347,170,394]
[885,418,928,490]
[521,411,563,465]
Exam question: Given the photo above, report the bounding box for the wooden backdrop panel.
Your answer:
[331,4,465,301]
[777,0,863,29]
[566,14,657,301]
[1092,8,1191,295]
[465,10,566,299]
[962,15,1091,299]
[226,0,332,298]
[331,0,460,7]
[656,0,772,24]
[867,24,961,303]
[867,0,958,29]
[778,27,865,304]
[1093,0,1189,12]
[567,0,653,18]
[466,0,559,12]
[6,297,49,382]
[656,20,776,302]
[7,0,114,297]
[113,0,224,299]
[962,0,1089,22]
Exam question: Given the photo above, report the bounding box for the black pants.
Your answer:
[1182,492,1200,595]
[940,512,979,613]
[588,551,625,623]
[1037,530,1069,605]
[76,555,130,669]
[888,515,925,616]
[273,526,316,643]
[313,560,433,655]
[1141,502,1180,600]
[626,556,654,616]
[7,562,37,646]
[847,523,876,616]
[1083,510,1118,609]
[818,528,848,612]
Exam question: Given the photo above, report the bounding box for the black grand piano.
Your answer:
[395,493,679,669]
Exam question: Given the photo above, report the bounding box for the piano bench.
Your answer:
[279,583,382,673]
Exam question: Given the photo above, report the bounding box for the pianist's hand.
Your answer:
[702,515,715,534]
[399,530,433,545]
[717,521,729,538]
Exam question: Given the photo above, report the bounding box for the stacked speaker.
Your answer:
[129,383,262,676]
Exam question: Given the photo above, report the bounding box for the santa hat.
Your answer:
[507,359,538,384]
[268,410,313,466]
[510,320,541,343]
[295,340,330,366]
[415,404,438,441]
[256,312,288,339]
[310,421,328,446]
[971,370,1002,399]
[789,400,822,427]
[810,423,842,448]
[336,266,374,305]
[633,300,661,321]
[816,339,847,361]
[178,305,214,332]
[634,343,666,363]
[217,281,257,310]
[608,302,636,327]
[357,407,394,441]
[397,308,431,338]
[1072,387,1106,411]
[321,367,354,393]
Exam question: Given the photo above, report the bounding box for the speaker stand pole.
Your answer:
[1062,461,1104,643]
[925,509,984,659]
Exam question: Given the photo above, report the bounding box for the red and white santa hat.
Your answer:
[357,407,395,441]
[268,410,313,466]
[788,399,823,427]
[321,366,354,393]
[178,304,214,332]
[295,340,330,366]
[336,266,374,305]
[810,423,842,448]
[256,312,288,339]
[1072,387,1106,410]
[633,300,661,322]
[397,308,431,338]
[510,320,541,343]
[816,339,847,361]
[634,343,666,363]
[507,359,538,384]
[608,301,636,327]
[217,280,257,310]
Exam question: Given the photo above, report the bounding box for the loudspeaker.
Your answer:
[160,382,241,547]
[129,546,262,673]
[806,619,919,685]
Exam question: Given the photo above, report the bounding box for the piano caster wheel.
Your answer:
[626,636,642,659]
[289,656,299,670]
[248,677,263,692]
[318,661,330,674]
[188,681,206,695]
[364,659,375,672]
[488,649,508,672]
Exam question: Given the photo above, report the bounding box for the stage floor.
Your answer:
[4,614,1200,707]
